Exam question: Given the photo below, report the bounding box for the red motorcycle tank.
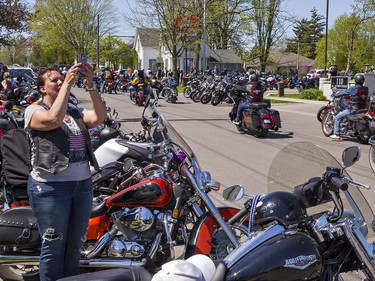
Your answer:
[106,178,173,208]
[225,231,322,280]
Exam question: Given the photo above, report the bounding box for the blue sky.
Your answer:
[113,0,354,36]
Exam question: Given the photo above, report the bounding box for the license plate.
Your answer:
[264,119,271,124]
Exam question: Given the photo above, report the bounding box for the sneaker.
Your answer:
[330,134,342,140]
[233,120,241,125]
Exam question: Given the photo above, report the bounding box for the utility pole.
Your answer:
[324,0,329,77]
[96,15,100,70]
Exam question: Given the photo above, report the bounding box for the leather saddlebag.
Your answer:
[0,206,40,247]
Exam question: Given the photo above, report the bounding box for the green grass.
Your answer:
[267,93,301,98]
[267,98,300,104]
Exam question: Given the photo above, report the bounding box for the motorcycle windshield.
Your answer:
[267,141,374,240]
[148,102,200,169]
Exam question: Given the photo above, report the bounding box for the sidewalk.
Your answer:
[268,96,327,104]
[266,91,327,105]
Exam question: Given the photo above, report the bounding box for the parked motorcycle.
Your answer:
[321,92,375,143]
[208,142,375,280]
[0,96,241,281]
[58,141,375,281]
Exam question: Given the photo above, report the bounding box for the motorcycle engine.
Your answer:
[106,207,156,258]
[112,207,155,233]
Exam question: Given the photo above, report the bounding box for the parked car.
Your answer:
[308,69,327,79]
[7,67,37,84]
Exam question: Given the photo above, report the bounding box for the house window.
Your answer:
[149,59,156,72]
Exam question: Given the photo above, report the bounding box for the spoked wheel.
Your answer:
[183,87,191,98]
[317,106,328,123]
[0,264,40,281]
[209,223,248,261]
[192,92,202,103]
[200,93,212,104]
[322,113,334,137]
[211,95,222,106]
[369,145,375,172]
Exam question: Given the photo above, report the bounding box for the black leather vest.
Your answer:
[30,105,99,174]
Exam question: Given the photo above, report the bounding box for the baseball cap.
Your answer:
[152,254,216,281]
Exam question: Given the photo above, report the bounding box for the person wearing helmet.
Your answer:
[233,73,266,125]
[330,73,369,140]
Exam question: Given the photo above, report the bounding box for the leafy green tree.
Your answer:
[315,12,375,73]
[30,0,116,65]
[285,8,325,59]
[0,35,31,65]
[99,35,136,69]
[0,0,30,46]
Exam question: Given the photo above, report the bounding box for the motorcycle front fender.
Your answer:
[184,207,240,258]
[369,135,375,145]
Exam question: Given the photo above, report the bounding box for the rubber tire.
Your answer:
[255,128,268,138]
[322,113,334,137]
[317,106,328,123]
[200,93,212,104]
[192,92,202,103]
[356,125,371,144]
[211,95,221,106]
[183,87,191,98]
[369,145,375,172]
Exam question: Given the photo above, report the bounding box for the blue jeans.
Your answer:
[333,109,355,135]
[27,177,93,281]
[236,101,249,122]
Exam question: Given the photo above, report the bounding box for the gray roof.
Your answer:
[116,36,135,47]
[209,49,242,64]
[136,28,161,47]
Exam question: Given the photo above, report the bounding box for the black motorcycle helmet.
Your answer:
[354,73,365,85]
[254,191,307,226]
[99,127,121,145]
[2,101,13,111]
[250,73,259,84]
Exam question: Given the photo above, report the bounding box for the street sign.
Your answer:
[331,76,349,90]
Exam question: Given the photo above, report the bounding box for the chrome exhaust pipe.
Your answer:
[80,259,146,268]
[0,254,39,265]
[0,254,146,268]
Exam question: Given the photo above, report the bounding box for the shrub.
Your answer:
[299,89,326,101]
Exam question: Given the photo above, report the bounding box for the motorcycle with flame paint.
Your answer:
[0,97,243,281]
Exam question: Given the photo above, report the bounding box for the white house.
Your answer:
[133,28,243,74]
[133,28,161,72]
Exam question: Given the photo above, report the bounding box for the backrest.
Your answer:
[0,128,31,188]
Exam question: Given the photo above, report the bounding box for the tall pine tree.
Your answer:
[285,8,325,59]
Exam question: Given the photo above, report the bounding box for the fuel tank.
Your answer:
[94,139,155,169]
[225,229,322,281]
[106,178,173,208]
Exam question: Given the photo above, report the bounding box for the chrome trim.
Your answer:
[224,224,285,268]
[340,220,375,279]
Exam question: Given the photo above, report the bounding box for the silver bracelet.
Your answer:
[86,87,97,91]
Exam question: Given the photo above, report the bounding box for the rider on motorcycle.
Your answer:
[330,73,369,140]
[233,73,266,125]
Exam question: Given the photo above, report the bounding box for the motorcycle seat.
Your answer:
[90,199,108,217]
[248,102,269,110]
[57,267,153,281]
